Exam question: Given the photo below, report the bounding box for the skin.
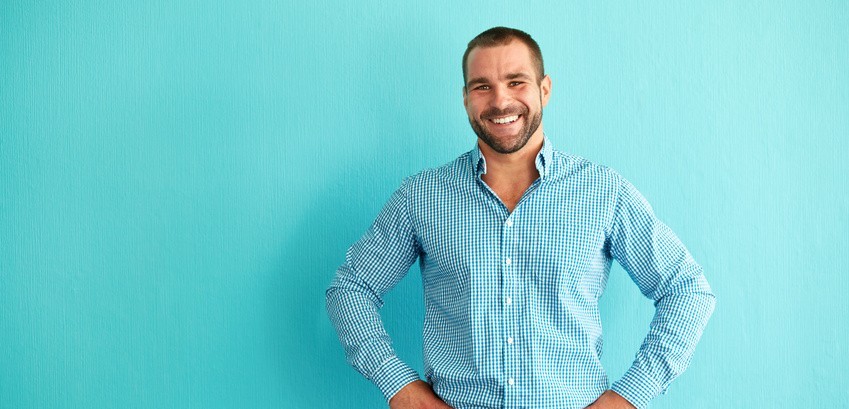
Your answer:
[389,40,636,409]
[389,381,453,409]
[585,390,637,409]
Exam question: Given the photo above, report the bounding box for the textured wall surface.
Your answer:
[2,1,847,408]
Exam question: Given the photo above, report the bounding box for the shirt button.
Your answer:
[507,337,514,344]
[505,219,513,227]
[505,257,512,266]
[508,378,515,386]
[505,296,512,306]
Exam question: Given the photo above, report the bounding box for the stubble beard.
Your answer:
[469,105,543,155]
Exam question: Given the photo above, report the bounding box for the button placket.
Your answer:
[501,214,520,397]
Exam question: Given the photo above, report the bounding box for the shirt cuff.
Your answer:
[610,364,667,409]
[370,355,421,402]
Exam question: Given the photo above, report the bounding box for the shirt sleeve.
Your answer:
[607,175,716,409]
[325,178,422,402]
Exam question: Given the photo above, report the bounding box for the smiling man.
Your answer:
[327,27,715,409]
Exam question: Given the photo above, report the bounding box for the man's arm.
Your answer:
[325,179,425,402]
[605,175,717,409]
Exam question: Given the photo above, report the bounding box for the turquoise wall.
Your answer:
[2,1,847,408]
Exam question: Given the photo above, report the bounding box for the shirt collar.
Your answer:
[471,135,554,179]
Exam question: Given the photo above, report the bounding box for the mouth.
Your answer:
[488,114,521,125]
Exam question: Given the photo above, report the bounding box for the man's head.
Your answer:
[462,27,551,155]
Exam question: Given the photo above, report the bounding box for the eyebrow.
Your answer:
[466,72,534,88]
[505,72,533,81]
[466,77,489,88]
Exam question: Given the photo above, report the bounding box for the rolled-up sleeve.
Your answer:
[607,175,716,409]
[325,178,422,402]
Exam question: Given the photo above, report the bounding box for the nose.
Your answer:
[490,84,512,110]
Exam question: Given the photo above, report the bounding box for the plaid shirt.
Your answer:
[327,137,715,409]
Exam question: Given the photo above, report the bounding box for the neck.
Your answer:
[478,130,544,180]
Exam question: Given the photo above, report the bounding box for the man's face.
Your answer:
[463,40,551,154]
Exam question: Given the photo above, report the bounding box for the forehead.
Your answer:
[466,40,536,80]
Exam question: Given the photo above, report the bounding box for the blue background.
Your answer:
[2,1,847,408]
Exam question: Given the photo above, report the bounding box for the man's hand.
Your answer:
[584,390,637,409]
[389,380,454,409]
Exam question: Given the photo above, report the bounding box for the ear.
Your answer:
[540,75,552,107]
[462,85,468,107]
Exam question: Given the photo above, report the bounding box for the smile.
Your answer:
[490,115,520,124]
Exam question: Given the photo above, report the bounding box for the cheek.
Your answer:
[520,91,539,104]
[525,97,542,110]
[464,100,483,117]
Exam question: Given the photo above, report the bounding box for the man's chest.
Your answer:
[410,183,614,300]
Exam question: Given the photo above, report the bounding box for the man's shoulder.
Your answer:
[549,148,623,186]
[402,150,474,189]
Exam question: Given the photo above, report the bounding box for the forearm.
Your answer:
[326,270,420,401]
[611,275,716,408]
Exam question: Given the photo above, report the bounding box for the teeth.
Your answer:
[492,115,519,124]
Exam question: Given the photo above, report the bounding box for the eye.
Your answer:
[509,81,524,87]
[474,85,490,91]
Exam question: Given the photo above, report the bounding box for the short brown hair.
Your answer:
[462,27,545,85]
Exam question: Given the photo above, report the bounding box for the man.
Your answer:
[327,27,715,409]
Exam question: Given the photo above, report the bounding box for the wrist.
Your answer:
[372,356,420,402]
[607,390,637,409]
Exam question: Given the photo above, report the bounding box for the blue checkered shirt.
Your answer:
[326,138,715,409]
